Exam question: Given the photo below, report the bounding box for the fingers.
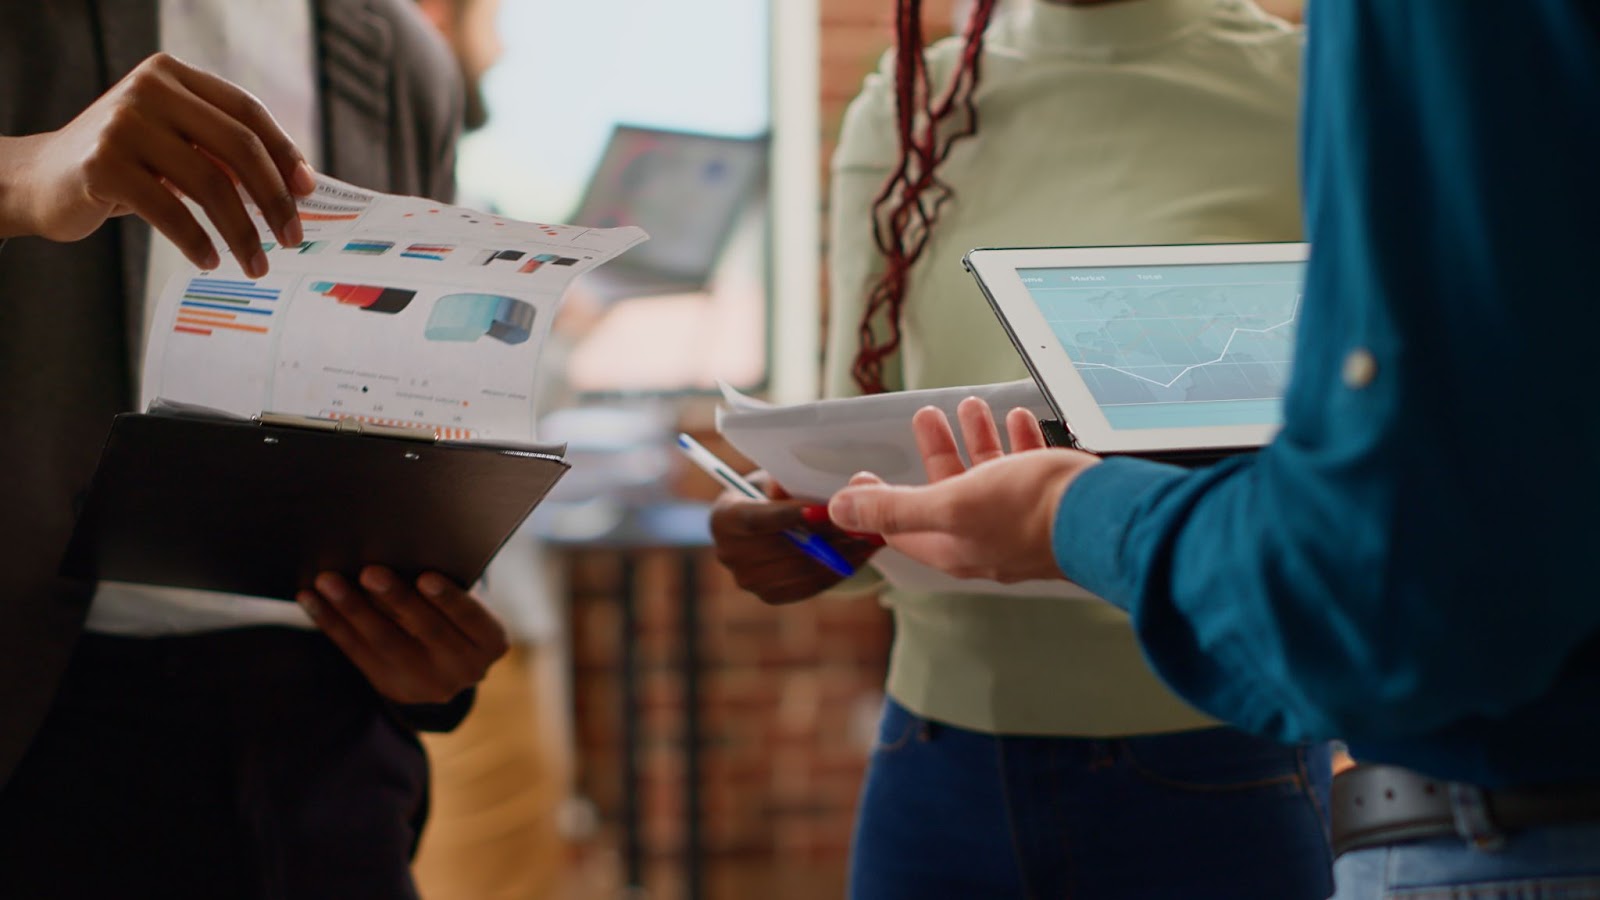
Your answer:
[1007,407,1048,452]
[912,406,967,482]
[710,494,880,604]
[410,570,510,658]
[297,572,407,678]
[355,567,477,660]
[726,553,844,604]
[155,84,304,248]
[141,128,266,276]
[830,480,956,536]
[802,503,887,545]
[131,54,314,270]
[712,533,838,604]
[99,160,218,270]
[957,397,1005,465]
[711,494,806,538]
[168,58,315,196]
[742,470,792,501]
[299,569,507,705]
[716,539,873,604]
[26,53,316,267]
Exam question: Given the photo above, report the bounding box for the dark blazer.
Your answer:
[0,0,465,786]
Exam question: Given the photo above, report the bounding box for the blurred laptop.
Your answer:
[569,125,768,303]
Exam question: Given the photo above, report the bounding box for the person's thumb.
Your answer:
[829,478,947,535]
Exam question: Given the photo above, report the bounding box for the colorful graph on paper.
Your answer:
[402,243,455,261]
[343,240,394,256]
[312,281,418,315]
[517,253,579,274]
[173,277,280,337]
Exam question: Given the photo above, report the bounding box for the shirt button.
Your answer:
[1343,348,1377,389]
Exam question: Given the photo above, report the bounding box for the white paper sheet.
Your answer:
[716,380,1099,600]
[141,176,647,443]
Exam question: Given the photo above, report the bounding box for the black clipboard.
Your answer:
[59,413,570,600]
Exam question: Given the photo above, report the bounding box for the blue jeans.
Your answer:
[848,699,1335,899]
[1333,785,1600,900]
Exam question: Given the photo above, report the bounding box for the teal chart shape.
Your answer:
[425,293,536,345]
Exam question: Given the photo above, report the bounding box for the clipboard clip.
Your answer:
[255,412,439,443]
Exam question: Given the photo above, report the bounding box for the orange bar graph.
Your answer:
[176,316,269,334]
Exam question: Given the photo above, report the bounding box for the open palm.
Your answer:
[827,397,1101,584]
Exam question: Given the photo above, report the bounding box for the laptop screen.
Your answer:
[570,125,767,282]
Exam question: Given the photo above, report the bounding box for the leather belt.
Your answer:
[1331,764,1600,857]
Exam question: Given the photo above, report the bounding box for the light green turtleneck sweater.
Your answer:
[826,0,1302,736]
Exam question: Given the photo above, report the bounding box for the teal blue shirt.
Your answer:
[1052,1,1600,787]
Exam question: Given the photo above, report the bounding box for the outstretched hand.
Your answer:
[826,397,1101,584]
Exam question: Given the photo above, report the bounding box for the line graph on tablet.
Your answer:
[1072,291,1300,391]
[1022,262,1304,429]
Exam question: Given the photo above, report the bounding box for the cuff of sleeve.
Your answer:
[1051,456,1187,610]
[391,687,476,733]
[825,561,885,597]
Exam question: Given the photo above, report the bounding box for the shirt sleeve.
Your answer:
[1050,0,1600,746]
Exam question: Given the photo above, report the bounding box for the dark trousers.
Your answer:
[0,628,429,900]
[849,699,1336,900]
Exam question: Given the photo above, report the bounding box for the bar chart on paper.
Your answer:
[1022,261,1304,430]
[173,277,280,337]
[143,172,651,439]
[312,281,418,315]
[402,243,455,261]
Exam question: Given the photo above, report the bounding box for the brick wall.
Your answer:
[568,544,892,881]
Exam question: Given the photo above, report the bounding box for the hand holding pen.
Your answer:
[685,434,885,606]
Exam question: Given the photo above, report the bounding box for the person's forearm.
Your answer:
[0,133,46,238]
[1053,454,1389,743]
[1052,443,1600,746]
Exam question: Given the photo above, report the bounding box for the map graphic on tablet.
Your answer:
[1019,261,1305,430]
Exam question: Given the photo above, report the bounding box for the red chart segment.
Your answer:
[518,253,580,274]
[311,281,417,314]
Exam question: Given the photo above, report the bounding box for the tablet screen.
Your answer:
[1018,261,1305,430]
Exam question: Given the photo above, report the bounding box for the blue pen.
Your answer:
[676,433,857,578]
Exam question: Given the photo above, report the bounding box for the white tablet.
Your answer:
[964,243,1309,457]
